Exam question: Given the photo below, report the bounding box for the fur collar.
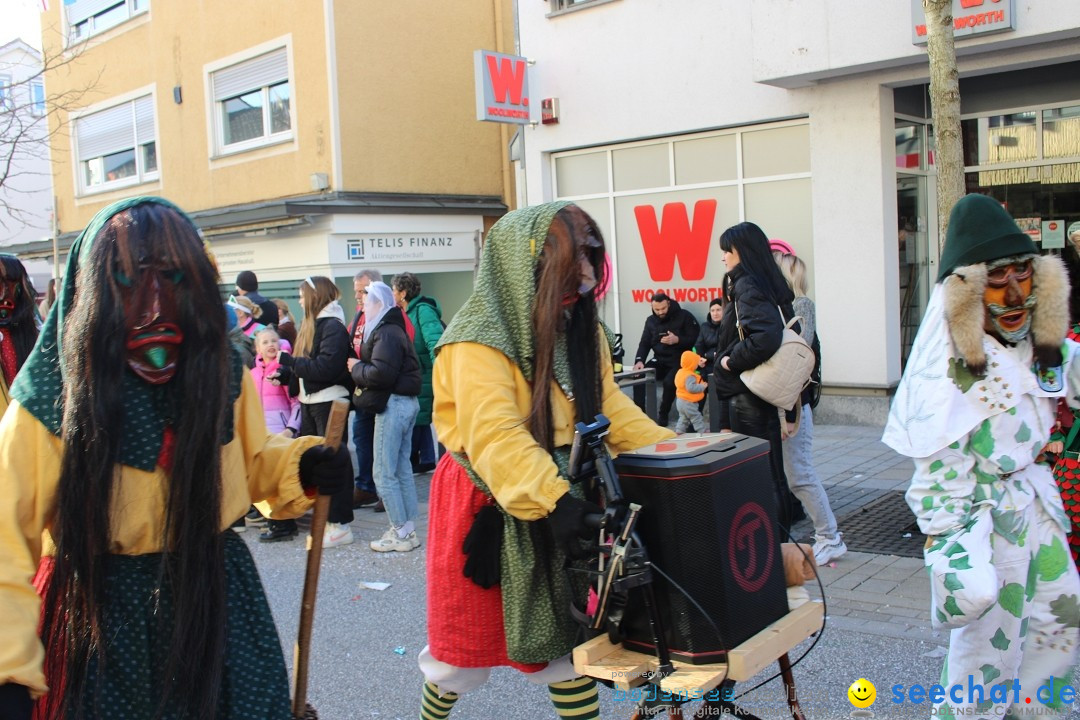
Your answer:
[942,255,1069,376]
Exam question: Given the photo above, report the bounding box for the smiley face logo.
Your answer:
[848,678,876,709]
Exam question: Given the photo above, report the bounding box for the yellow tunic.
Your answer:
[0,371,322,694]
[432,342,675,521]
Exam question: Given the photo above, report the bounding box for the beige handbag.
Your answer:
[733,301,816,410]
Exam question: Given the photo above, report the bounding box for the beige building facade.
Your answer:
[20,0,515,315]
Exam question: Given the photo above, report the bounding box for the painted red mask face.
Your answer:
[0,280,19,326]
[118,265,184,384]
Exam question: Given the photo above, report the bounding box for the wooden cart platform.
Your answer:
[573,601,824,718]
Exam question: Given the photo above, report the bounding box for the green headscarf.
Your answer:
[438,200,574,392]
[11,196,242,471]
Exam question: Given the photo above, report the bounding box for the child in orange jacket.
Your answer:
[674,350,707,434]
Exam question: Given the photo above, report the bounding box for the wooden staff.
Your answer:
[292,398,350,720]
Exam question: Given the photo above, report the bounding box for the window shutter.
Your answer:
[77,101,135,160]
[66,0,121,26]
[134,95,155,145]
[213,48,288,102]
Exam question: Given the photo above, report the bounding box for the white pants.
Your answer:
[418,645,579,695]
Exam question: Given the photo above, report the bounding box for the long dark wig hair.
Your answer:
[719,222,796,307]
[529,205,608,451]
[0,253,39,369]
[40,203,231,719]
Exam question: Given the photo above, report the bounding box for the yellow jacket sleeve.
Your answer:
[229,372,322,521]
[0,401,62,695]
[599,350,676,454]
[433,343,570,521]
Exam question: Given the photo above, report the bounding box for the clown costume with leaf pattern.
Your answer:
[884,194,1080,719]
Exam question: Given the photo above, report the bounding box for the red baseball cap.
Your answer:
[769,239,795,256]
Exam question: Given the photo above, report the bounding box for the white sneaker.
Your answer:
[369,528,421,553]
[812,534,847,566]
[322,522,354,549]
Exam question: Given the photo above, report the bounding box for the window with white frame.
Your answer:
[66,0,148,42]
[211,47,291,155]
[30,81,45,116]
[75,95,157,194]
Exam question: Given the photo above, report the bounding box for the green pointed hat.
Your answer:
[937,194,1036,282]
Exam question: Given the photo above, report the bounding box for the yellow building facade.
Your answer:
[32,0,515,315]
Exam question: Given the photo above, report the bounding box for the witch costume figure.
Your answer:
[0,198,350,720]
[883,194,1080,718]
[0,254,39,416]
[417,202,673,720]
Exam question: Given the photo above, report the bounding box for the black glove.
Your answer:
[462,505,504,589]
[547,493,603,556]
[277,351,295,367]
[299,445,351,496]
[0,684,32,720]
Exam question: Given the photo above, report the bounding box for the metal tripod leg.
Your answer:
[779,653,806,720]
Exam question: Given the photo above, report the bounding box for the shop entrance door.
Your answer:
[897,174,933,368]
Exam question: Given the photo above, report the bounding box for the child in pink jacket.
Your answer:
[250,327,300,436]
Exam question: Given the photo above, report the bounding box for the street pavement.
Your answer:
[240,423,1080,719]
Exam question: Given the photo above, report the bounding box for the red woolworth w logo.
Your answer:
[727,501,776,593]
[632,199,716,282]
[486,55,528,106]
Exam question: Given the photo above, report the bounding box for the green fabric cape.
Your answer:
[10,197,242,471]
[436,201,589,664]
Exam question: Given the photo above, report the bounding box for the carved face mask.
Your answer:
[118,264,185,384]
[0,280,19,326]
[983,256,1036,344]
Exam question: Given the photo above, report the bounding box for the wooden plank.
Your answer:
[657,661,728,696]
[725,602,823,681]
[572,602,823,695]
[573,634,619,666]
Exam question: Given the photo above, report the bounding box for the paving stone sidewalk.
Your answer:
[795,424,949,646]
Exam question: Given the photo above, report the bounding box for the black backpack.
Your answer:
[808,331,822,409]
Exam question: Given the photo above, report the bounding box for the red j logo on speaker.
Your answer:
[727,502,776,593]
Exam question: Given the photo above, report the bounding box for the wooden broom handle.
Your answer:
[292,398,350,717]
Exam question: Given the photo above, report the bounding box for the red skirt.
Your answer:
[425,454,546,673]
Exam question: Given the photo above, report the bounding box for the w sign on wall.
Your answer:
[474,50,532,124]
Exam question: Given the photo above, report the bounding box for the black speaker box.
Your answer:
[613,432,789,664]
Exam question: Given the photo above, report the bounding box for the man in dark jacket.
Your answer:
[633,293,700,426]
[235,270,280,327]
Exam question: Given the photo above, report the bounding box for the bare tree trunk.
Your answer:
[923,0,965,250]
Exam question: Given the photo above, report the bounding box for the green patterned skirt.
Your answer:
[42,531,292,719]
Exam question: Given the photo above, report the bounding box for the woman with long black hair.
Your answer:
[713,221,800,534]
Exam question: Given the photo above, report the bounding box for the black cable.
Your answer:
[647,522,827,702]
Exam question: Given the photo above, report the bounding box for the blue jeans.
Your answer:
[352,408,376,493]
[373,394,420,528]
[411,423,437,466]
[781,404,839,540]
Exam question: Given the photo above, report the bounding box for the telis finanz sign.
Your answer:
[474,49,532,124]
[911,0,1016,45]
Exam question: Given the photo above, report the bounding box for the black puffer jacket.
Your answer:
[634,299,700,367]
[695,315,723,376]
[351,306,421,398]
[712,265,797,399]
[286,316,353,396]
